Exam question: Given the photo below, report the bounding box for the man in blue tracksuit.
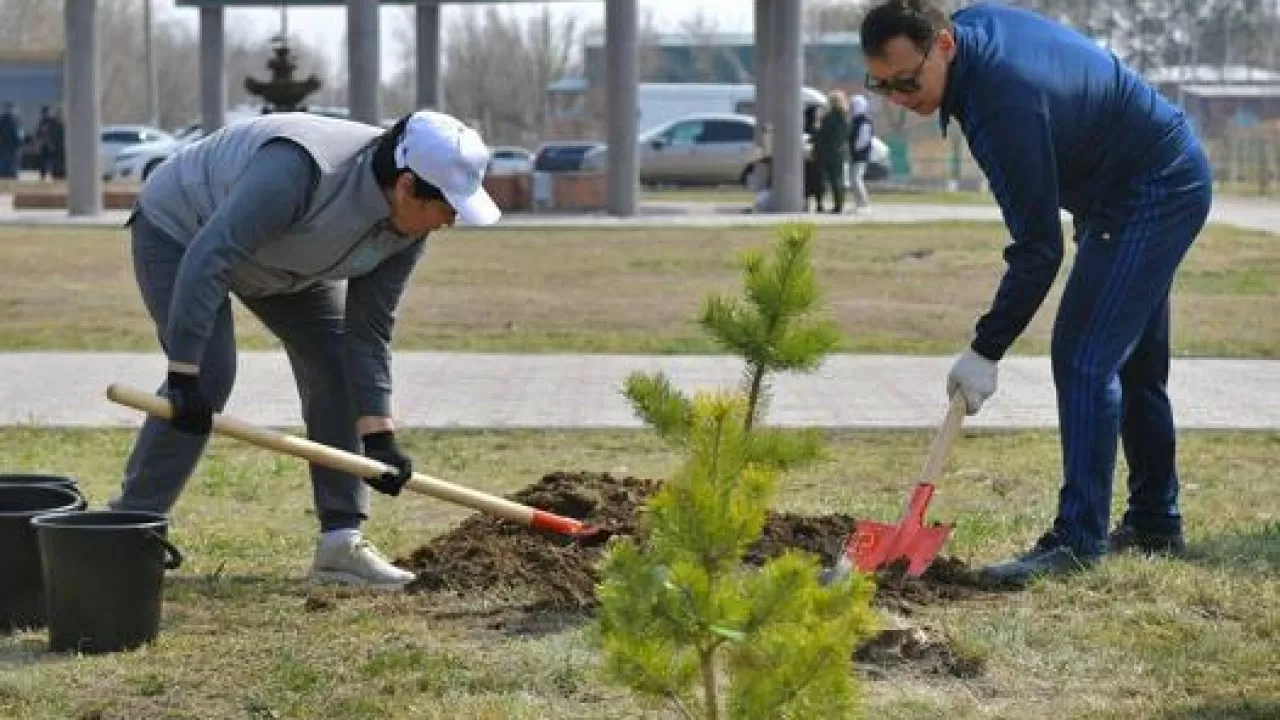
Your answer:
[860,1,1213,585]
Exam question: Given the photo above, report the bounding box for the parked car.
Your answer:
[580,112,758,186]
[633,82,829,136]
[533,140,605,173]
[583,112,893,187]
[99,125,172,180]
[487,145,534,175]
[108,109,268,183]
[107,124,205,183]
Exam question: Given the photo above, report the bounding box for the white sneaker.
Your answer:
[309,533,416,590]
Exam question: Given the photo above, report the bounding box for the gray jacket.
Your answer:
[138,113,428,417]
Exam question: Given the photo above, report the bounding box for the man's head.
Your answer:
[860,0,955,116]
[372,110,501,236]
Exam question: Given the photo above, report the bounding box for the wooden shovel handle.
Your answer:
[918,391,967,485]
[105,384,588,536]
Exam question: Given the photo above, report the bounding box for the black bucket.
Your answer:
[0,484,86,632]
[32,510,183,654]
[0,473,83,501]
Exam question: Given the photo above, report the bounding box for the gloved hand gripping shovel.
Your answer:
[106,384,608,544]
[831,391,967,581]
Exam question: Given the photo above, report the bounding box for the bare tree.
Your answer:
[1008,0,1277,76]
[0,0,63,48]
[408,5,582,146]
[678,11,732,82]
[804,0,868,36]
[151,20,201,129]
[634,8,666,83]
[802,0,868,87]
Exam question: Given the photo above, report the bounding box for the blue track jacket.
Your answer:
[941,3,1192,361]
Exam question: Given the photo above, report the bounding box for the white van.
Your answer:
[636,83,829,135]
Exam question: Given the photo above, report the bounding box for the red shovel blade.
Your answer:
[844,483,953,578]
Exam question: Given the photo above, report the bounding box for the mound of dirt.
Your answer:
[401,472,1006,678]
[401,472,1009,612]
[402,472,658,608]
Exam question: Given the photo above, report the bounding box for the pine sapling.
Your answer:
[597,224,877,718]
[597,393,876,719]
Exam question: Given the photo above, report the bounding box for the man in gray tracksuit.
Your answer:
[113,110,501,589]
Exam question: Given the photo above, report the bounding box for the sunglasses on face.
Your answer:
[865,37,934,96]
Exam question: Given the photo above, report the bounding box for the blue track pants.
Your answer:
[1049,141,1213,556]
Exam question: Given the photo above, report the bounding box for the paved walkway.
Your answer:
[2,352,1277,430]
[0,197,1274,430]
[1,195,1277,233]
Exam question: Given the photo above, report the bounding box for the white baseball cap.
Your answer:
[393,110,501,226]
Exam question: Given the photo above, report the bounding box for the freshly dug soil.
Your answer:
[401,472,1005,679]
[401,472,1009,610]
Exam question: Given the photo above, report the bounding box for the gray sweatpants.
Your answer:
[113,211,368,531]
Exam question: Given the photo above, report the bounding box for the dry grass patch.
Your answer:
[0,221,1275,355]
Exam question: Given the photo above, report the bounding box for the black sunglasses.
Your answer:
[865,36,935,96]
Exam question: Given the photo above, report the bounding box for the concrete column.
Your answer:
[416,2,442,111]
[143,0,157,125]
[347,0,381,125]
[605,0,638,217]
[753,0,772,149]
[65,0,101,216]
[199,5,225,133]
[771,0,804,212]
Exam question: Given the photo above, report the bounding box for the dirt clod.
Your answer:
[303,596,335,613]
[855,621,986,679]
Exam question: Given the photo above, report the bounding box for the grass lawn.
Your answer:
[0,221,1276,357]
[641,186,999,206]
[0,427,1276,718]
[643,184,1280,205]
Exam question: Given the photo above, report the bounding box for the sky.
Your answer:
[153,1,755,80]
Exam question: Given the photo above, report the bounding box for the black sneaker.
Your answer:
[980,534,1101,588]
[1108,525,1186,557]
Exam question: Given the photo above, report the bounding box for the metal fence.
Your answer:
[874,112,1280,199]
[1206,128,1280,198]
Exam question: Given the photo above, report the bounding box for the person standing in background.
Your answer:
[35,106,62,181]
[802,104,827,212]
[812,90,851,214]
[848,94,875,213]
[0,101,24,180]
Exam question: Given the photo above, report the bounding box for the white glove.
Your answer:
[947,348,998,415]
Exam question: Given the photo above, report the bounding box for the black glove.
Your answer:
[166,370,213,435]
[361,430,412,496]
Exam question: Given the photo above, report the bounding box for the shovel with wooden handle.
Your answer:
[106,384,606,543]
[825,391,967,583]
